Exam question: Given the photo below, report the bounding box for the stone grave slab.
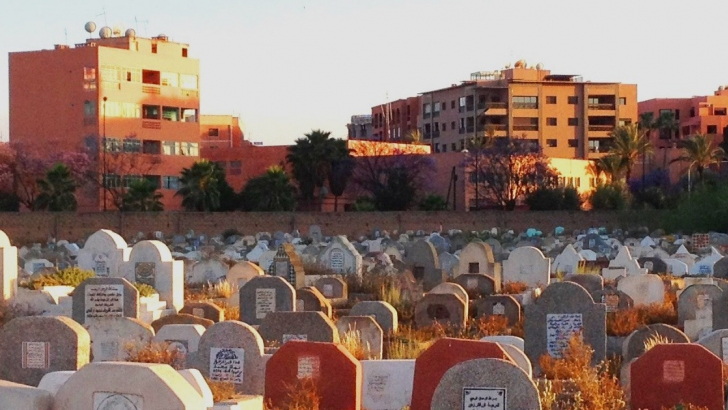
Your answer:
[630,343,724,410]
[195,320,265,394]
[429,282,469,306]
[473,295,521,326]
[0,230,18,301]
[361,359,415,410]
[317,236,363,276]
[592,288,634,312]
[617,274,665,306]
[295,286,332,318]
[453,273,497,298]
[71,277,139,325]
[454,242,499,278]
[226,261,265,289]
[697,329,728,364]
[122,240,184,312]
[268,243,306,289]
[153,324,205,369]
[336,316,384,360]
[0,316,90,386]
[480,335,525,351]
[265,341,361,410]
[638,257,668,274]
[677,284,724,341]
[259,311,338,345]
[314,276,348,307]
[150,313,214,333]
[350,301,398,334]
[502,246,550,288]
[414,293,467,329]
[180,301,224,323]
[552,244,582,275]
[188,259,228,284]
[564,273,603,294]
[239,275,296,326]
[410,338,514,410]
[405,240,443,291]
[0,380,52,410]
[622,324,690,363]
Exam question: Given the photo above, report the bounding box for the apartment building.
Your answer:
[639,86,728,148]
[418,62,638,159]
[9,27,200,211]
[371,97,421,141]
[346,115,373,140]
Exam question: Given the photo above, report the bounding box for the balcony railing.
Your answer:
[588,125,614,132]
[481,124,507,131]
[142,121,162,129]
[588,103,615,110]
[589,145,612,153]
[485,102,508,109]
[512,103,538,109]
[423,112,431,119]
[513,125,538,131]
[142,85,161,95]
[433,111,440,117]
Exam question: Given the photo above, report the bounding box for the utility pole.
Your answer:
[103,96,107,211]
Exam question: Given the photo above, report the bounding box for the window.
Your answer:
[547,118,557,126]
[546,96,557,104]
[142,70,161,85]
[468,262,480,274]
[162,141,177,155]
[162,106,179,121]
[161,72,179,87]
[708,125,718,134]
[675,109,680,120]
[546,139,557,147]
[100,66,120,83]
[83,100,96,118]
[182,108,198,122]
[433,102,441,116]
[180,74,198,90]
[83,67,97,90]
[459,97,466,108]
[104,174,121,188]
[568,118,579,126]
[568,139,578,147]
[451,121,456,130]
[715,108,727,116]
[123,175,143,188]
[182,48,188,57]
[442,144,447,153]
[451,100,455,109]
[441,102,446,111]
[179,142,199,156]
[151,43,158,54]
[122,139,142,153]
[142,140,161,155]
[104,138,121,153]
[618,118,632,126]
[690,107,696,117]
[124,68,141,83]
[442,123,447,131]
[512,96,538,109]
[619,97,627,105]
[208,128,220,137]
[568,96,579,104]
[144,175,161,189]
[229,160,242,176]
[142,105,160,120]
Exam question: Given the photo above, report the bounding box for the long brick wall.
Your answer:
[0,210,664,245]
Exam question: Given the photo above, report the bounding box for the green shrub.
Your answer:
[418,194,448,211]
[663,183,728,233]
[351,197,376,212]
[526,187,582,211]
[221,228,242,240]
[631,186,669,210]
[562,187,582,211]
[133,282,158,297]
[27,267,95,290]
[590,184,628,210]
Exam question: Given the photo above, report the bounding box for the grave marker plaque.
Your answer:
[323,284,333,298]
[209,347,245,384]
[296,355,320,380]
[134,262,155,286]
[94,254,110,277]
[546,313,583,358]
[462,387,506,410]
[22,341,49,369]
[283,334,308,343]
[662,360,685,383]
[256,288,276,319]
[85,284,124,321]
[330,249,344,271]
[93,392,144,410]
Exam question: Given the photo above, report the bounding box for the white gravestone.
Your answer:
[93,392,144,410]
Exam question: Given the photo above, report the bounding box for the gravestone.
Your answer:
[153,324,205,369]
[188,259,228,284]
[180,300,225,323]
[677,284,725,341]
[308,225,323,243]
[480,335,525,352]
[609,246,647,276]
[226,261,265,288]
[663,258,689,276]
[524,281,606,368]
[259,311,339,345]
[0,380,53,409]
[239,275,295,326]
[317,236,363,276]
[630,344,724,410]
[122,240,184,312]
[622,324,690,363]
[502,246,550,288]
[296,286,332,318]
[195,320,265,394]
[429,282,469,306]
[361,359,415,410]
[150,313,214,333]
[25,258,53,274]
[0,316,90,386]
[336,316,384,360]
[52,362,206,410]
[454,242,500,278]
[77,229,130,278]
[410,338,514,410]
[268,244,306,289]
[453,273,497,298]
[86,317,154,362]
[244,241,269,263]
[617,274,665,306]
[690,247,724,276]
[473,295,522,326]
[71,277,139,325]
[592,288,634,312]
[350,301,398,334]
[414,293,467,329]
[0,230,18,301]
[552,244,583,275]
[438,252,459,278]
[638,257,668,274]
[672,245,697,270]
[493,343,533,378]
[697,329,728,364]
[431,358,541,410]
[314,276,348,306]
[405,240,443,291]
[564,273,603,295]
[265,341,361,410]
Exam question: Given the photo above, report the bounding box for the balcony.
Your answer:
[142,85,161,95]
[142,121,161,129]
[485,102,507,109]
[588,125,614,132]
[481,124,507,131]
[588,103,616,110]
[512,102,538,110]
[513,125,538,131]
[423,112,431,119]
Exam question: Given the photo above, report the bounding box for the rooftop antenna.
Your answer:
[135,16,149,36]
[96,7,107,26]
[64,28,68,44]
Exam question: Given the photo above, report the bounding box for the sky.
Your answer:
[1,0,727,146]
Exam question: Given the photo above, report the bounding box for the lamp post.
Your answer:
[102,96,107,211]
[687,160,696,198]
[462,143,480,211]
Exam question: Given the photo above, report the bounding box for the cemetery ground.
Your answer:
[3,227,728,409]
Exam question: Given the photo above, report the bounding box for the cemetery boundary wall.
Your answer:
[0,210,664,244]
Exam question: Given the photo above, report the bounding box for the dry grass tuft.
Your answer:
[643,334,671,352]
[501,281,529,295]
[123,340,182,368]
[204,377,237,403]
[265,378,321,410]
[606,302,678,337]
[340,330,374,360]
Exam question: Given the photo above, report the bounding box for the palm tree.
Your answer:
[175,160,223,212]
[34,163,77,211]
[609,123,653,182]
[122,179,163,211]
[240,166,296,211]
[673,133,725,183]
[329,156,355,212]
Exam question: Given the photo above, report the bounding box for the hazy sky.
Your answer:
[1,0,727,145]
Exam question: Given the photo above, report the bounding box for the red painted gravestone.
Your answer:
[630,343,724,410]
[264,341,361,410]
[409,338,515,410]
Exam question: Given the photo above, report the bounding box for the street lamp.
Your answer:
[462,143,480,211]
[102,96,107,211]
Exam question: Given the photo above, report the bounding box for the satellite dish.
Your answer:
[125,28,136,38]
[112,25,124,37]
[84,21,97,34]
[536,63,544,70]
[99,26,112,39]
